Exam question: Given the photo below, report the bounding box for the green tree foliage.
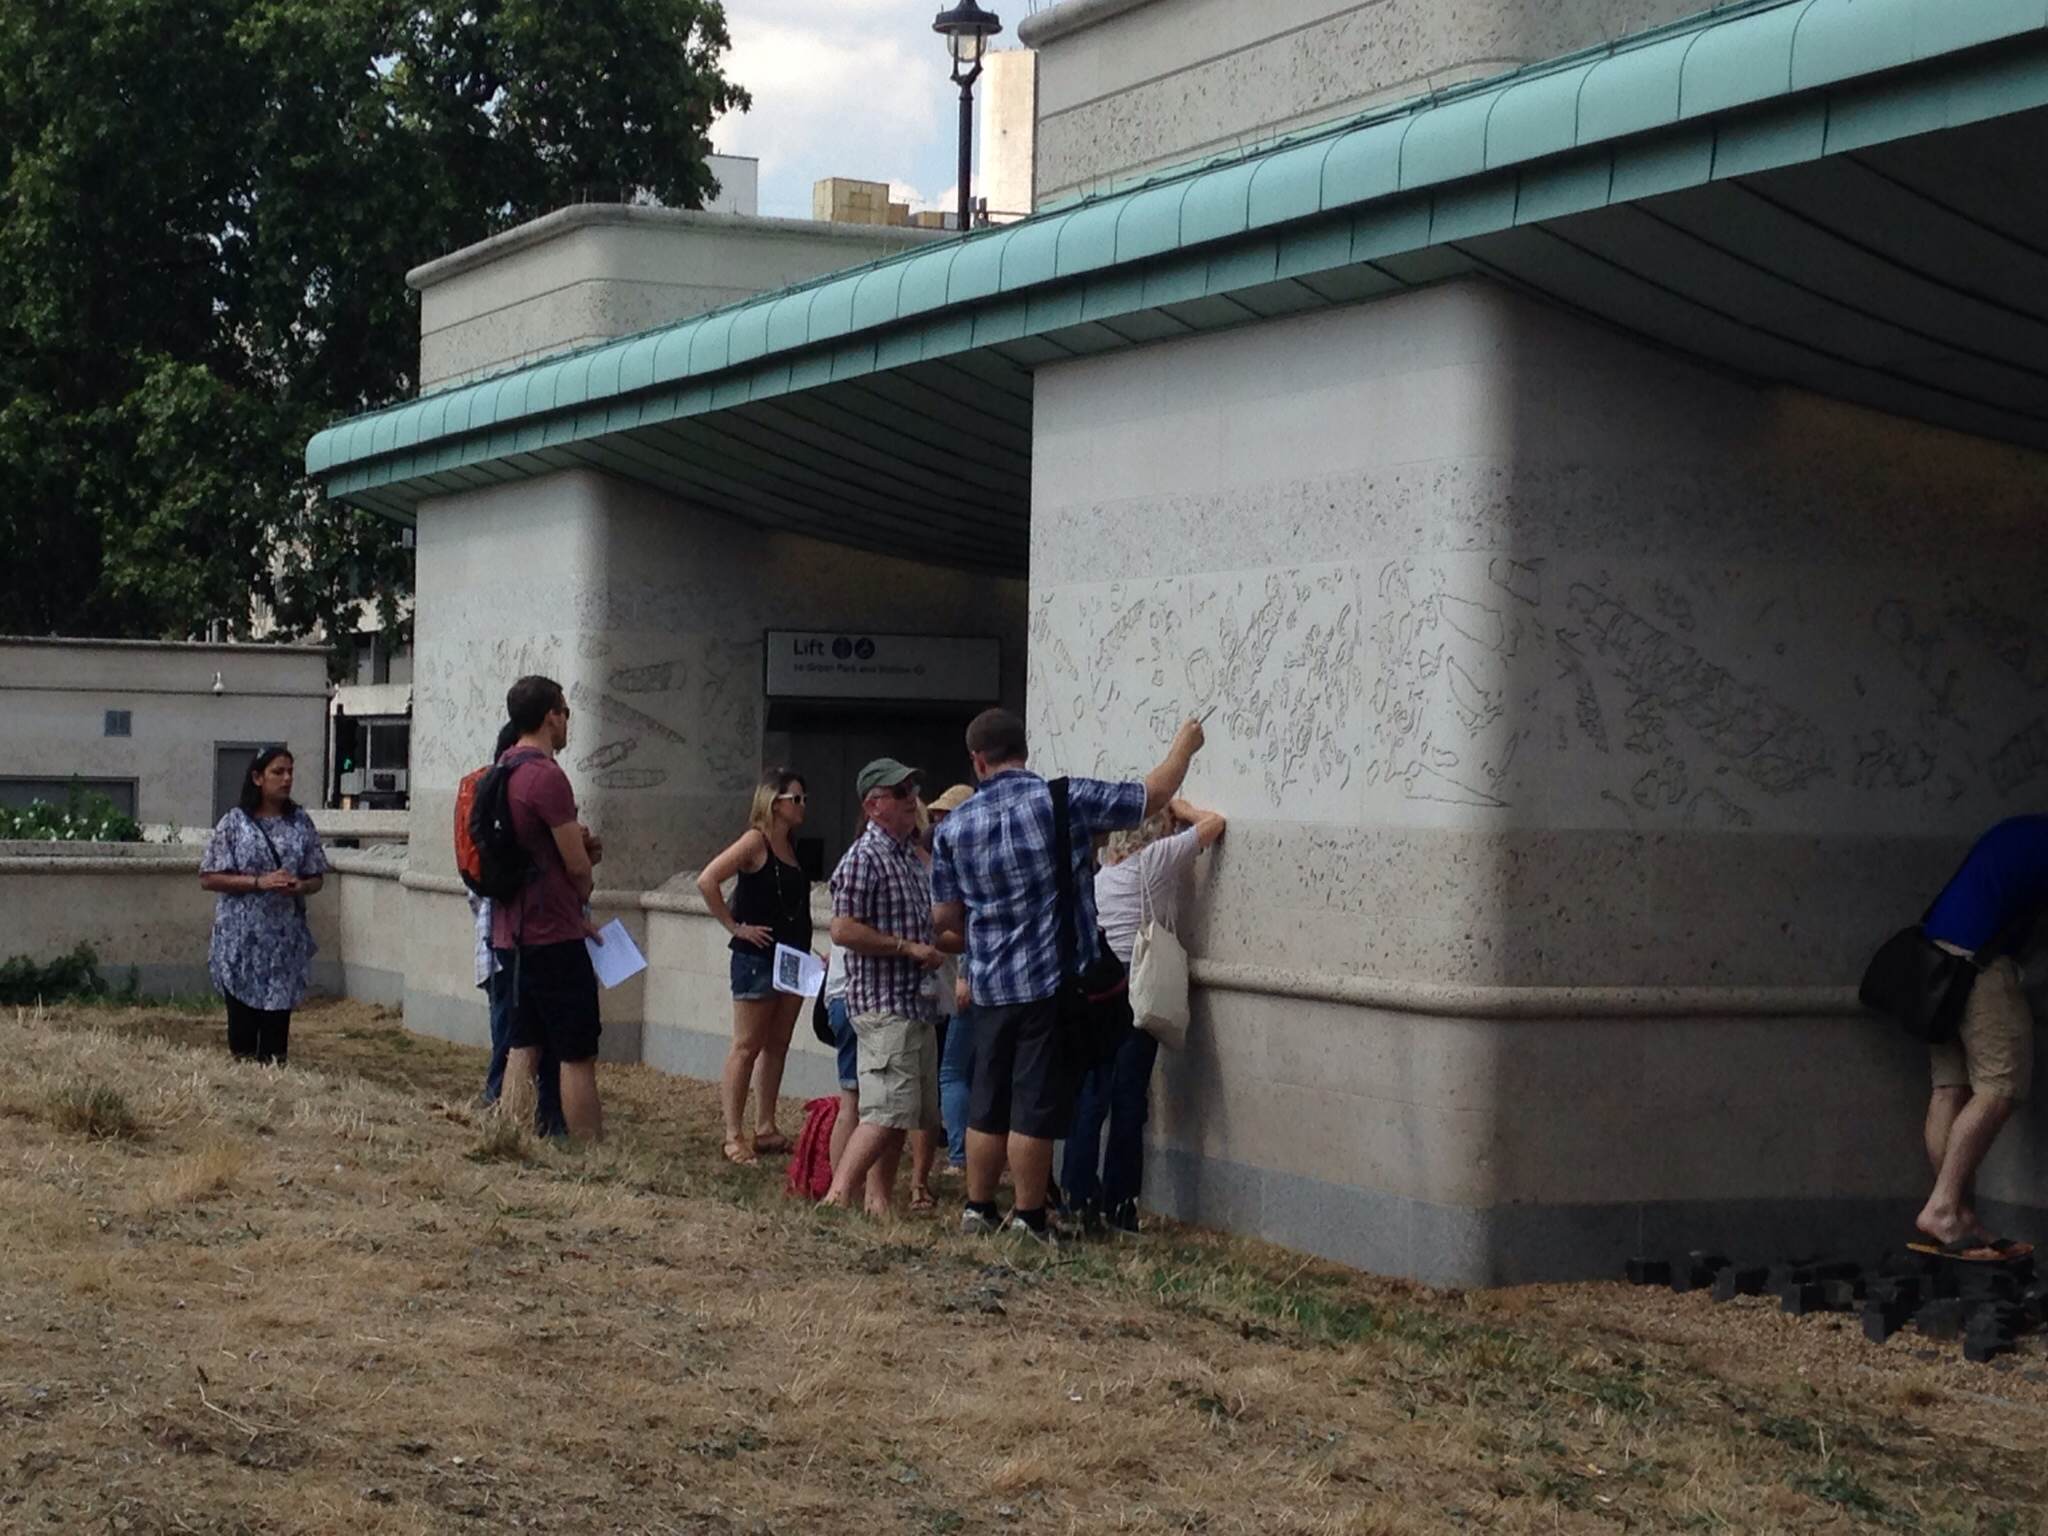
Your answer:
[0,0,746,656]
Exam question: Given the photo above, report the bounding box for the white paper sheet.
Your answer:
[584,919,648,989]
[772,942,826,998]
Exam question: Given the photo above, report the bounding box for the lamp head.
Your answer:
[933,1,1001,75]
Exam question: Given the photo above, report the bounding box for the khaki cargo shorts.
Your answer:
[1930,953,2034,1102]
[853,1010,939,1131]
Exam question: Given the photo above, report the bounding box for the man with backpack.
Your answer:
[479,675,606,1141]
[462,719,565,1136]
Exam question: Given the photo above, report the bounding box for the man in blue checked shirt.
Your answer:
[931,706,1206,1243]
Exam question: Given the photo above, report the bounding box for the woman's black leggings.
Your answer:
[225,996,291,1065]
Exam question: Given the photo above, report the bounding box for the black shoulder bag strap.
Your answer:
[1050,776,1077,984]
[242,807,308,920]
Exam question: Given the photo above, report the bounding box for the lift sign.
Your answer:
[764,631,1000,702]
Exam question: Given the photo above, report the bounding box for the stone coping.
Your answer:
[1194,960,1860,1020]
[0,840,198,862]
[0,634,329,656]
[406,202,949,294]
[1015,0,1159,47]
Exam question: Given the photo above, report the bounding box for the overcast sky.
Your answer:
[713,0,1037,219]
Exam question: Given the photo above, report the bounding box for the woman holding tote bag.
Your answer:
[1061,796,1224,1235]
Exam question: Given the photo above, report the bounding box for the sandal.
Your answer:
[1908,1235,2034,1262]
[753,1130,791,1156]
[909,1185,937,1213]
[722,1139,758,1166]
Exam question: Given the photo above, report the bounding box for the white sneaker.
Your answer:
[960,1207,998,1237]
[1005,1214,1058,1248]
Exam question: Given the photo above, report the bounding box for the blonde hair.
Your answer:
[748,768,804,836]
[1102,810,1174,867]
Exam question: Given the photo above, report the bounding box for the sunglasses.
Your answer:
[775,792,808,805]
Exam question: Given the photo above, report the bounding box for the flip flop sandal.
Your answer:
[1907,1236,2032,1263]
[753,1131,791,1155]
[909,1187,938,1213]
[722,1139,758,1167]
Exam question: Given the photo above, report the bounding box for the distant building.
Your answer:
[0,638,330,830]
[981,49,1036,221]
[703,153,760,217]
[811,176,913,228]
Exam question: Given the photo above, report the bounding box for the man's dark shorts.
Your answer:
[510,939,602,1064]
[968,997,1069,1139]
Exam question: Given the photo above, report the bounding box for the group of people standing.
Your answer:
[701,705,1219,1240]
[194,673,1221,1241]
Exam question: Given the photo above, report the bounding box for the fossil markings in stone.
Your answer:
[579,740,639,774]
[594,768,667,791]
[1566,583,1831,796]
[608,660,686,694]
[1989,716,2048,797]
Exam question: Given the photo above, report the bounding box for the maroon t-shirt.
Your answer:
[488,749,585,949]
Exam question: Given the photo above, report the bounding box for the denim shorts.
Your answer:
[730,947,774,1001]
[828,996,858,1091]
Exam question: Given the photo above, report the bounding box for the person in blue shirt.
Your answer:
[1914,815,2048,1254]
[931,706,1205,1244]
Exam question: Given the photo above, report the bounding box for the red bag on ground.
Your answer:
[784,1096,838,1201]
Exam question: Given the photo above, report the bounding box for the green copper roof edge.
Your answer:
[307,0,2048,488]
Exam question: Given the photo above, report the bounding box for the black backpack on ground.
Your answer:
[467,748,542,904]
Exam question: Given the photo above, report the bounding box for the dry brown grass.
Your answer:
[3,996,2046,1535]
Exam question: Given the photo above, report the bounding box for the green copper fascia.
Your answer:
[308,0,2048,502]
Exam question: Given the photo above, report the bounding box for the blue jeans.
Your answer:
[939,1007,977,1166]
[1060,1026,1160,1215]
[828,996,858,1091]
[482,949,566,1136]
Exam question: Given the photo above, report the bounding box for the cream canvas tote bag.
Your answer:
[1130,867,1190,1049]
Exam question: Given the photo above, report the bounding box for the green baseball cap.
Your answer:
[856,757,920,798]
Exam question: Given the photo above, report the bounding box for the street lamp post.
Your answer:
[932,2,1003,233]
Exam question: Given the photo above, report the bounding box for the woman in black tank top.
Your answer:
[697,768,812,1164]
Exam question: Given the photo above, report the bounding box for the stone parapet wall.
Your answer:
[1020,0,1718,204]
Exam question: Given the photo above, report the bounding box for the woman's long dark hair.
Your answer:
[239,746,298,817]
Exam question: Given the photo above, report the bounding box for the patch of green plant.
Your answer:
[0,943,109,1006]
[1793,1462,1892,1523]
[0,784,142,842]
[46,1080,139,1139]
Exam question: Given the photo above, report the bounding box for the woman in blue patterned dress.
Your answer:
[198,746,329,1064]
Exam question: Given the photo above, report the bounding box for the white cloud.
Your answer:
[714,5,966,220]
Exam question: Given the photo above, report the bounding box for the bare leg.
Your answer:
[826,1123,904,1213]
[909,1128,938,1204]
[1925,1085,1968,1174]
[966,1127,1007,1205]
[720,995,775,1156]
[751,993,802,1143]
[557,1060,603,1142]
[1917,1092,2015,1245]
[1008,1132,1054,1213]
[503,1046,541,1130]
[868,1135,905,1217]
[829,1088,859,1172]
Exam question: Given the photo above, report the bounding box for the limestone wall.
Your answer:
[1029,278,2048,1280]
[409,470,1030,892]
[410,205,948,389]
[1020,0,1719,204]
